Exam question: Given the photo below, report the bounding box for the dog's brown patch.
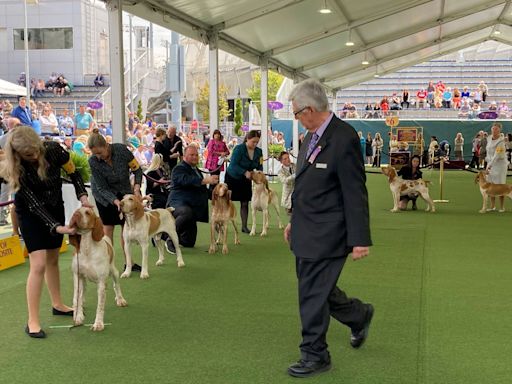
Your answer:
[69,234,81,253]
[148,211,160,235]
[132,198,145,220]
[229,202,235,218]
[92,216,104,242]
[400,184,407,192]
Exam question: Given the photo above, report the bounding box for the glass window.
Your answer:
[13,28,73,50]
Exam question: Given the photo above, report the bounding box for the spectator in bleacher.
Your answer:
[39,106,59,136]
[45,72,58,91]
[340,102,350,118]
[469,102,481,119]
[363,103,373,118]
[58,109,74,136]
[469,132,481,169]
[346,105,359,119]
[472,89,482,105]
[2,99,13,115]
[18,72,26,87]
[452,87,461,109]
[29,78,37,98]
[497,100,509,118]
[94,73,104,87]
[380,97,389,115]
[372,103,381,118]
[53,76,68,96]
[390,94,401,110]
[454,132,464,161]
[371,132,383,167]
[488,101,498,111]
[433,88,443,108]
[458,99,471,119]
[442,87,452,109]
[401,89,410,109]
[416,89,427,108]
[74,104,95,136]
[478,81,489,103]
[11,97,33,127]
[461,86,470,100]
[426,81,435,105]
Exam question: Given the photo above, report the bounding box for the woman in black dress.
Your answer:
[1,126,90,338]
[145,153,170,209]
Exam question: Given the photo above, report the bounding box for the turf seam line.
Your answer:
[416,220,429,384]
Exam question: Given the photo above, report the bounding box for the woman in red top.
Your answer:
[205,129,230,175]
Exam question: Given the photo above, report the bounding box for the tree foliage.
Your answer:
[247,70,284,111]
[196,82,231,123]
[136,99,144,122]
[234,98,243,136]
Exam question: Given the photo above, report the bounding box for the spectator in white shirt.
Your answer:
[133,144,149,169]
[39,107,59,135]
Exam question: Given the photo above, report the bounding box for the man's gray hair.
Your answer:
[289,79,329,112]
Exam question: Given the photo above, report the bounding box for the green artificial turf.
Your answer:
[0,170,511,384]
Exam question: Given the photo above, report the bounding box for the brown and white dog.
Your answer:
[381,166,435,213]
[475,171,512,213]
[119,194,185,279]
[68,207,127,331]
[209,183,240,254]
[250,170,284,236]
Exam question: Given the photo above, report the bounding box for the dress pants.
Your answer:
[172,205,197,247]
[296,256,367,362]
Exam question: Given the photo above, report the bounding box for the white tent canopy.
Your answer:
[118,0,512,90]
[0,79,26,96]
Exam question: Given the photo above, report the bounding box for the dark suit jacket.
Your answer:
[290,115,371,260]
[167,161,208,223]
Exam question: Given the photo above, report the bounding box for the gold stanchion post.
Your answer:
[433,157,449,203]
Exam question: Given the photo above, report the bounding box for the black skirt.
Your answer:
[225,172,252,202]
[96,201,125,226]
[18,203,65,253]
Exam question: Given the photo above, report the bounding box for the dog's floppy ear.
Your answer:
[227,189,232,201]
[69,210,80,229]
[69,234,81,252]
[92,215,104,242]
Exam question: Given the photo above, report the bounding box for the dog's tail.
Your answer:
[424,180,432,186]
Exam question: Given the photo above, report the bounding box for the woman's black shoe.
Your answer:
[25,325,46,339]
[241,227,250,234]
[52,307,74,316]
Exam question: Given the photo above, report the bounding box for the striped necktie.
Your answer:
[306,133,319,159]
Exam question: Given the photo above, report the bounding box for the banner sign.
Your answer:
[0,235,25,271]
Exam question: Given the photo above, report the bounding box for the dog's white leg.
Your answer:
[209,222,217,254]
[274,201,284,229]
[391,191,399,212]
[480,192,488,213]
[120,240,132,278]
[110,264,127,307]
[261,209,268,236]
[155,238,165,266]
[420,191,435,212]
[222,223,229,254]
[74,276,85,326]
[232,219,240,245]
[249,206,257,236]
[216,223,222,244]
[91,280,106,331]
[140,242,150,279]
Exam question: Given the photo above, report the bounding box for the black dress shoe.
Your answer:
[52,307,74,316]
[165,239,176,255]
[25,325,46,339]
[241,227,250,234]
[124,264,143,272]
[350,304,374,348]
[287,359,331,378]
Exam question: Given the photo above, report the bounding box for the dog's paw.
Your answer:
[390,209,399,213]
[278,224,284,229]
[91,322,104,332]
[177,260,185,268]
[209,245,216,254]
[140,271,150,279]
[116,298,128,307]
[120,271,131,279]
[155,260,164,266]
[222,246,228,254]
[235,239,240,245]
[260,232,267,237]
[479,209,486,213]
[74,314,85,326]
[249,231,256,236]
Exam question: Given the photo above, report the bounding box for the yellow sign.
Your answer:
[23,238,68,258]
[0,235,25,271]
[385,116,399,127]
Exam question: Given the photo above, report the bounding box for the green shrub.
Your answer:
[61,151,91,183]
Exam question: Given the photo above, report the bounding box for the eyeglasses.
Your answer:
[293,106,309,118]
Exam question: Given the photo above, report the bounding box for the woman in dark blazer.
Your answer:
[225,130,263,233]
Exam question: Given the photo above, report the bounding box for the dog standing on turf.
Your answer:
[68,207,127,331]
[475,170,512,213]
[381,166,435,213]
[209,183,240,254]
[250,170,284,236]
[119,194,184,279]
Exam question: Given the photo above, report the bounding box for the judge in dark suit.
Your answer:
[284,79,374,378]
[166,145,218,251]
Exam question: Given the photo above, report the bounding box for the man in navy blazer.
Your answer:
[284,79,374,378]
[166,145,218,250]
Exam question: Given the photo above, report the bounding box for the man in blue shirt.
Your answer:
[11,97,33,127]
[74,104,95,136]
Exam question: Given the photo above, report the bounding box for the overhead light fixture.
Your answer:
[374,73,380,78]
[345,29,354,46]
[362,51,369,65]
[494,25,501,35]
[374,67,380,78]
[318,0,332,14]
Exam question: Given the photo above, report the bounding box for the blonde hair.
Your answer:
[87,128,107,149]
[146,153,163,172]
[2,125,47,192]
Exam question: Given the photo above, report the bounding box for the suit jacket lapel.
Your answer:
[297,133,312,171]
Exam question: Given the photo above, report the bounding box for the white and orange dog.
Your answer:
[475,171,512,213]
[69,207,127,331]
[209,183,240,254]
[250,170,284,236]
[381,166,435,213]
[119,194,185,279]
